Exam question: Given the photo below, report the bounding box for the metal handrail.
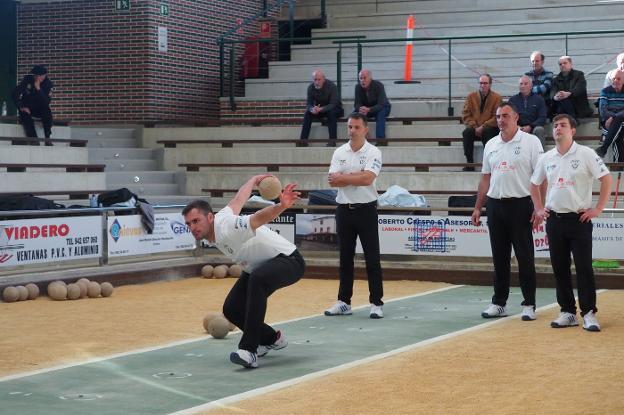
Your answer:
[219,35,367,109]
[333,28,624,116]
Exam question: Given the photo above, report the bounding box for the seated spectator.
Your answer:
[508,75,547,146]
[552,55,593,120]
[603,53,624,89]
[525,51,554,115]
[461,74,501,171]
[353,69,391,140]
[595,70,624,160]
[300,69,344,146]
[11,65,54,145]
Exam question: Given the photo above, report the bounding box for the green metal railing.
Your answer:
[219,35,366,111]
[334,29,624,116]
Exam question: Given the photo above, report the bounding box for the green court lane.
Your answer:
[0,286,557,414]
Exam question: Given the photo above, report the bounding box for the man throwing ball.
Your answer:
[183,175,305,368]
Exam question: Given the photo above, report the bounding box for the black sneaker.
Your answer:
[462,166,475,172]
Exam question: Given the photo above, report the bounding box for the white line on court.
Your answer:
[169,289,608,415]
[0,284,463,383]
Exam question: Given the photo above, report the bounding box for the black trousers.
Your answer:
[486,196,536,307]
[336,202,384,306]
[552,97,576,118]
[597,115,624,161]
[222,250,305,353]
[19,106,53,139]
[462,126,499,163]
[300,107,344,140]
[546,214,596,316]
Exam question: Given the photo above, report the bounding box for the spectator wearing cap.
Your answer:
[11,65,54,145]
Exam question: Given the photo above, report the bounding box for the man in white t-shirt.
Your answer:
[471,102,544,321]
[530,114,612,332]
[324,113,384,319]
[183,176,305,368]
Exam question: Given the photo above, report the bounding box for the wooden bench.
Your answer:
[201,187,623,199]
[0,190,106,200]
[181,162,483,172]
[158,137,457,148]
[0,163,105,173]
[158,136,603,149]
[188,160,624,173]
[0,116,71,126]
[0,136,88,147]
[218,116,463,126]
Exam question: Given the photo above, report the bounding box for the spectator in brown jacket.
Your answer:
[461,74,502,171]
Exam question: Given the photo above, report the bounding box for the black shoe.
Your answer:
[326,141,336,147]
[595,146,606,158]
[44,140,53,146]
[462,166,475,172]
[298,139,309,148]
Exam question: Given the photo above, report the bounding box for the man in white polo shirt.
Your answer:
[471,102,544,321]
[182,176,305,368]
[530,114,612,332]
[325,113,384,319]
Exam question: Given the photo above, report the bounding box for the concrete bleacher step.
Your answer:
[98,158,158,171]
[117,183,182,197]
[106,170,178,185]
[328,3,615,28]
[88,147,157,162]
[71,126,138,140]
[284,0,588,19]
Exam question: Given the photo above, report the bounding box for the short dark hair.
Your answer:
[499,101,518,114]
[552,113,577,128]
[182,199,213,216]
[348,112,368,126]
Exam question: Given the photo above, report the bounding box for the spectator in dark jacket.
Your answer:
[353,69,391,140]
[11,65,54,145]
[508,76,547,146]
[300,69,344,146]
[552,56,593,120]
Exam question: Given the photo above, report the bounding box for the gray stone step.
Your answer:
[106,170,178,185]
[285,0,588,19]
[329,3,615,28]
[71,127,139,140]
[86,137,138,148]
[120,183,182,197]
[88,147,156,161]
[99,159,158,171]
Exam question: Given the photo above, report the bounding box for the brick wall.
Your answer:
[220,98,305,120]
[17,0,275,123]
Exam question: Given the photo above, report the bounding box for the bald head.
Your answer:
[312,70,326,89]
[518,75,532,96]
[358,69,373,89]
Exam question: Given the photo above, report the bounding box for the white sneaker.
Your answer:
[370,304,383,319]
[257,330,288,357]
[582,311,601,332]
[324,300,352,316]
[481,304,507,318]
[521,306,536,321]
[229,349,258,368]
[550,312,579,328]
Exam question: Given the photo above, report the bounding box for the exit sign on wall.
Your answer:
[115,0,130,11]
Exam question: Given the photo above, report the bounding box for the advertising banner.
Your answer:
[108,213,195,257]
[295,212,624,259]
[0,216,102,267]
